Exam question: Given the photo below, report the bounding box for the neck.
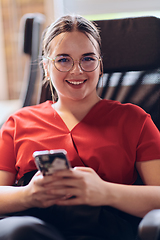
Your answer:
[53,94,101,118]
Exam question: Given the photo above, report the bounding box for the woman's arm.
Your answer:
[105,158,160,218]
[51,160,160,218]
[0,170,16,186]
[0,170,29,214]
[136,159,160,185]
[0,170,66,215]
[108,159,160,217]
[1,159,160,217]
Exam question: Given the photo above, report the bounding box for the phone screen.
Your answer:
[33,149,70,176]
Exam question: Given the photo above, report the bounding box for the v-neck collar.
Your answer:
[49,100,104,132]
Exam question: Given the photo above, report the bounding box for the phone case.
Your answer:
[33,149,70,176]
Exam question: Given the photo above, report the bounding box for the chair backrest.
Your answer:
[19,13,45,107]
[0,13,45,129]
[96,16,160,130]
[39,16,160,130]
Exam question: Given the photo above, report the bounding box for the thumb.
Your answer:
[73,166,94,173]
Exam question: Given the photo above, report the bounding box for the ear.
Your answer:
[43,60,50,78]
[99,58,103,78]
[99,69,102,77]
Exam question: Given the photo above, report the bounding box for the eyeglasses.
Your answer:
[46,55,101,72]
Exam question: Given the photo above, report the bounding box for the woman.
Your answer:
[0,15,160,240]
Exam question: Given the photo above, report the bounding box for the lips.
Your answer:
[66,80,86,85]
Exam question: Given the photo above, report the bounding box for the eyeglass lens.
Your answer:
[54,55,99,72]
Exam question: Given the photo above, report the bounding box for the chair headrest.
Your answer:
[20,13,45,55]
[95,16,160,72]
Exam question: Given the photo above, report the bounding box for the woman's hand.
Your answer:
[24,167,108,209]
[49,167,108,206]
[24,171,67,209]
[15,165,160,218]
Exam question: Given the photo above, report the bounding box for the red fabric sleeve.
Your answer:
[0,117,17,175]
[136,115,160,161]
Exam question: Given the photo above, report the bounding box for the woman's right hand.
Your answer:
[24,171,65,209]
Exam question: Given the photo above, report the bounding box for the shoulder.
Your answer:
[100,99,148,116]
[16,100,52,114]
[10,101,52,119]
[97,99,150,126]
[1,101,53,129]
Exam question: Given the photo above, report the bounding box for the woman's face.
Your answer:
[44,31,101,102]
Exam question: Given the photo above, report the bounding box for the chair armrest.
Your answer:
[138,209,160,240]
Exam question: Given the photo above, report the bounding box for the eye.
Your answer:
[58,58,69,63]
[55,56,72,64]
[82,56,97,62]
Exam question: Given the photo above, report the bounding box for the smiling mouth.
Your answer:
[66,80,86,85]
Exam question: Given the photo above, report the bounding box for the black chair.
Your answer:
[95,16,160,131]
[1,15,159,239]
[39,16,160,240]
[96,17,160,240]
[96,16,160,240]
[19,13,45,107]
[0,13,45,127]
[138,209,160,240]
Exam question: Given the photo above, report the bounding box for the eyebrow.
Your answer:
[55,52,97,57]
[82,52,97,57]
[56,54,69,57]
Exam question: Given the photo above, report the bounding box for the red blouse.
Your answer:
[0,100,160,184]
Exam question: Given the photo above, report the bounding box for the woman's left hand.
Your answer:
[50,167,107,206]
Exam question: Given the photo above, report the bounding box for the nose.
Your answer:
[70,60,83,74]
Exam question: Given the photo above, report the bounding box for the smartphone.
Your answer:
[33,149,70,176]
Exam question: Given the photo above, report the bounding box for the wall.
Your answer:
[0,0,46,100]
[0,1,8,100]
[53,0,160,19]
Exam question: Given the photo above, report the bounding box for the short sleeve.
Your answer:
[0,117,17,174]
[136,115,160,161]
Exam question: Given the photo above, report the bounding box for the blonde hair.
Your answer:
[41,15,103,101]
[43,15,101,57]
